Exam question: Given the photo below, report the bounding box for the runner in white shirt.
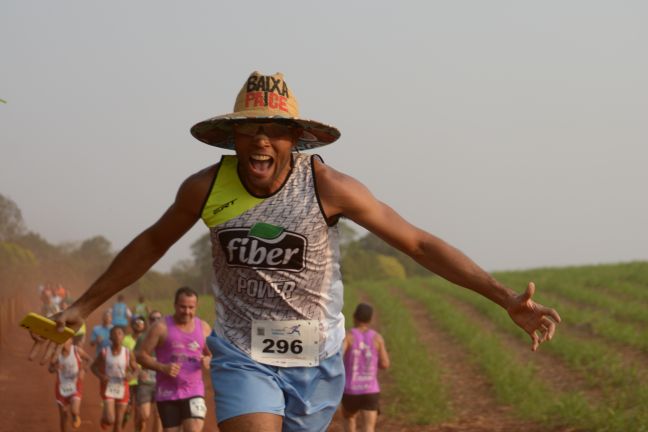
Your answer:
[91,326,138,432]
[49,337,91,431]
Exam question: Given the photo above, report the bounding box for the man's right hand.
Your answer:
[162,362,181,378]
[28,305,85,364]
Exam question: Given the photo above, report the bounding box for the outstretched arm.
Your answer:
[31,165,217,363]
[64,166,215,323]
[314,160,561,351]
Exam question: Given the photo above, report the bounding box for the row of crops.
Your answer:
[345,261,648,431]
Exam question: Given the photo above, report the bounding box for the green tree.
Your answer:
[376,254,406,279]
[171,259,202,291]
[0,194,26,241]
[190,233,213,293]
[0,241,39,296]
[356,232,428,278]
[69,236,114,283]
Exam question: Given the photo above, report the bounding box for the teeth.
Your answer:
[251,155,271,161]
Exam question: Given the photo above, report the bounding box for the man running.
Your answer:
[49,337,91,431]
[341,303,390,432]
[90,310,113,356]
[122,316,147,430]
[112,295,132,328]
[38,71,561,432]
[133,295,150,320]
[136,287,211,432]
[135,310,164,432]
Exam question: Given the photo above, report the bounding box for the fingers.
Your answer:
[530,316,558,351]
[531,332,539,352]
[169,363,181,377]
[546,307,562,324]
[522,281,536,302]
[55,316,67,333]
[28,339,46,361]
[40,341,61,365]
[541,316,557,342]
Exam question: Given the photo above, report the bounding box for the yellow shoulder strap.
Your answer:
[201,156,265,227]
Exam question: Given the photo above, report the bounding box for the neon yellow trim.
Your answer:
[201,156,265,227]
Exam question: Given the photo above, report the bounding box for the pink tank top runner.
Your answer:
[155,316,205,401]
[343,328,380,395]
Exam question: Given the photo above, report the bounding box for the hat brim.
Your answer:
[190,111,341,151]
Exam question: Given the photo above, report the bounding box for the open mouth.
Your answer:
[249,154,274,176]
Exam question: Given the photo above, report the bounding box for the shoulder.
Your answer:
[148,319,168,340]
[312,156,348,187]
[200,320,211,337]
[373,332,385,345]
[312,157,378,219]
[177,164,220,201]
[154,318,169,332]
[153,163,221,222]
[184,163,220,188]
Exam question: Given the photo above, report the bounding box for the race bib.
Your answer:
[251,320,319,367]
[105,378,125,399]
[189,397,207,419]
[59,380,77,397]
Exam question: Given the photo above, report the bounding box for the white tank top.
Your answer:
[201,153,345,360]
[57,345,80,382]
[103,346,128,379]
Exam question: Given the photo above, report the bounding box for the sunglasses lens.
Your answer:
[235,123,294,138]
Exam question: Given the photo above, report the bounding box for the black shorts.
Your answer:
[156,396,207,428]
[342,392,380,413]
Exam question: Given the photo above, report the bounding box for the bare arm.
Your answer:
[77,347,92,367]
[375,334,390,369]
[48,357,59,374]
[54,165,216,329]
[201,320,212,370]
[90,352,108,383]
[342,332,352,355]
[314,159,560,351]
[127,348,139,380]
[136,321,166,372]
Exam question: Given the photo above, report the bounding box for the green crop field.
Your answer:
[346,261,648,432]
[146,262,648,431]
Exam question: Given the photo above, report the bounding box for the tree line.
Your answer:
[0,192,427,300]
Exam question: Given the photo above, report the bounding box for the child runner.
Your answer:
[49,337,91,431]
[342,303,390,432]
[91,325,138,432]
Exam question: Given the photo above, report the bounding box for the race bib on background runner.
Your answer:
[59,380,77,397]
[251,320,319,367]
[189,397,207,418]
[105,378,125,399]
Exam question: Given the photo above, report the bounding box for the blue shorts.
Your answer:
[206,332,344,432]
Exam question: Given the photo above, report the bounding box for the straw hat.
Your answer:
[190,71,341,151]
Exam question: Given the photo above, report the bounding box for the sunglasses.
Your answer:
[233,121,298,138]
[149,316,162,322]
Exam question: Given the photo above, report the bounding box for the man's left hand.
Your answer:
[507,282,561,351]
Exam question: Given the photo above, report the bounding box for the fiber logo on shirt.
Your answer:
[217,223,307,272]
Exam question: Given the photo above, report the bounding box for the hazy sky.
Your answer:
[2,1,647,274]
